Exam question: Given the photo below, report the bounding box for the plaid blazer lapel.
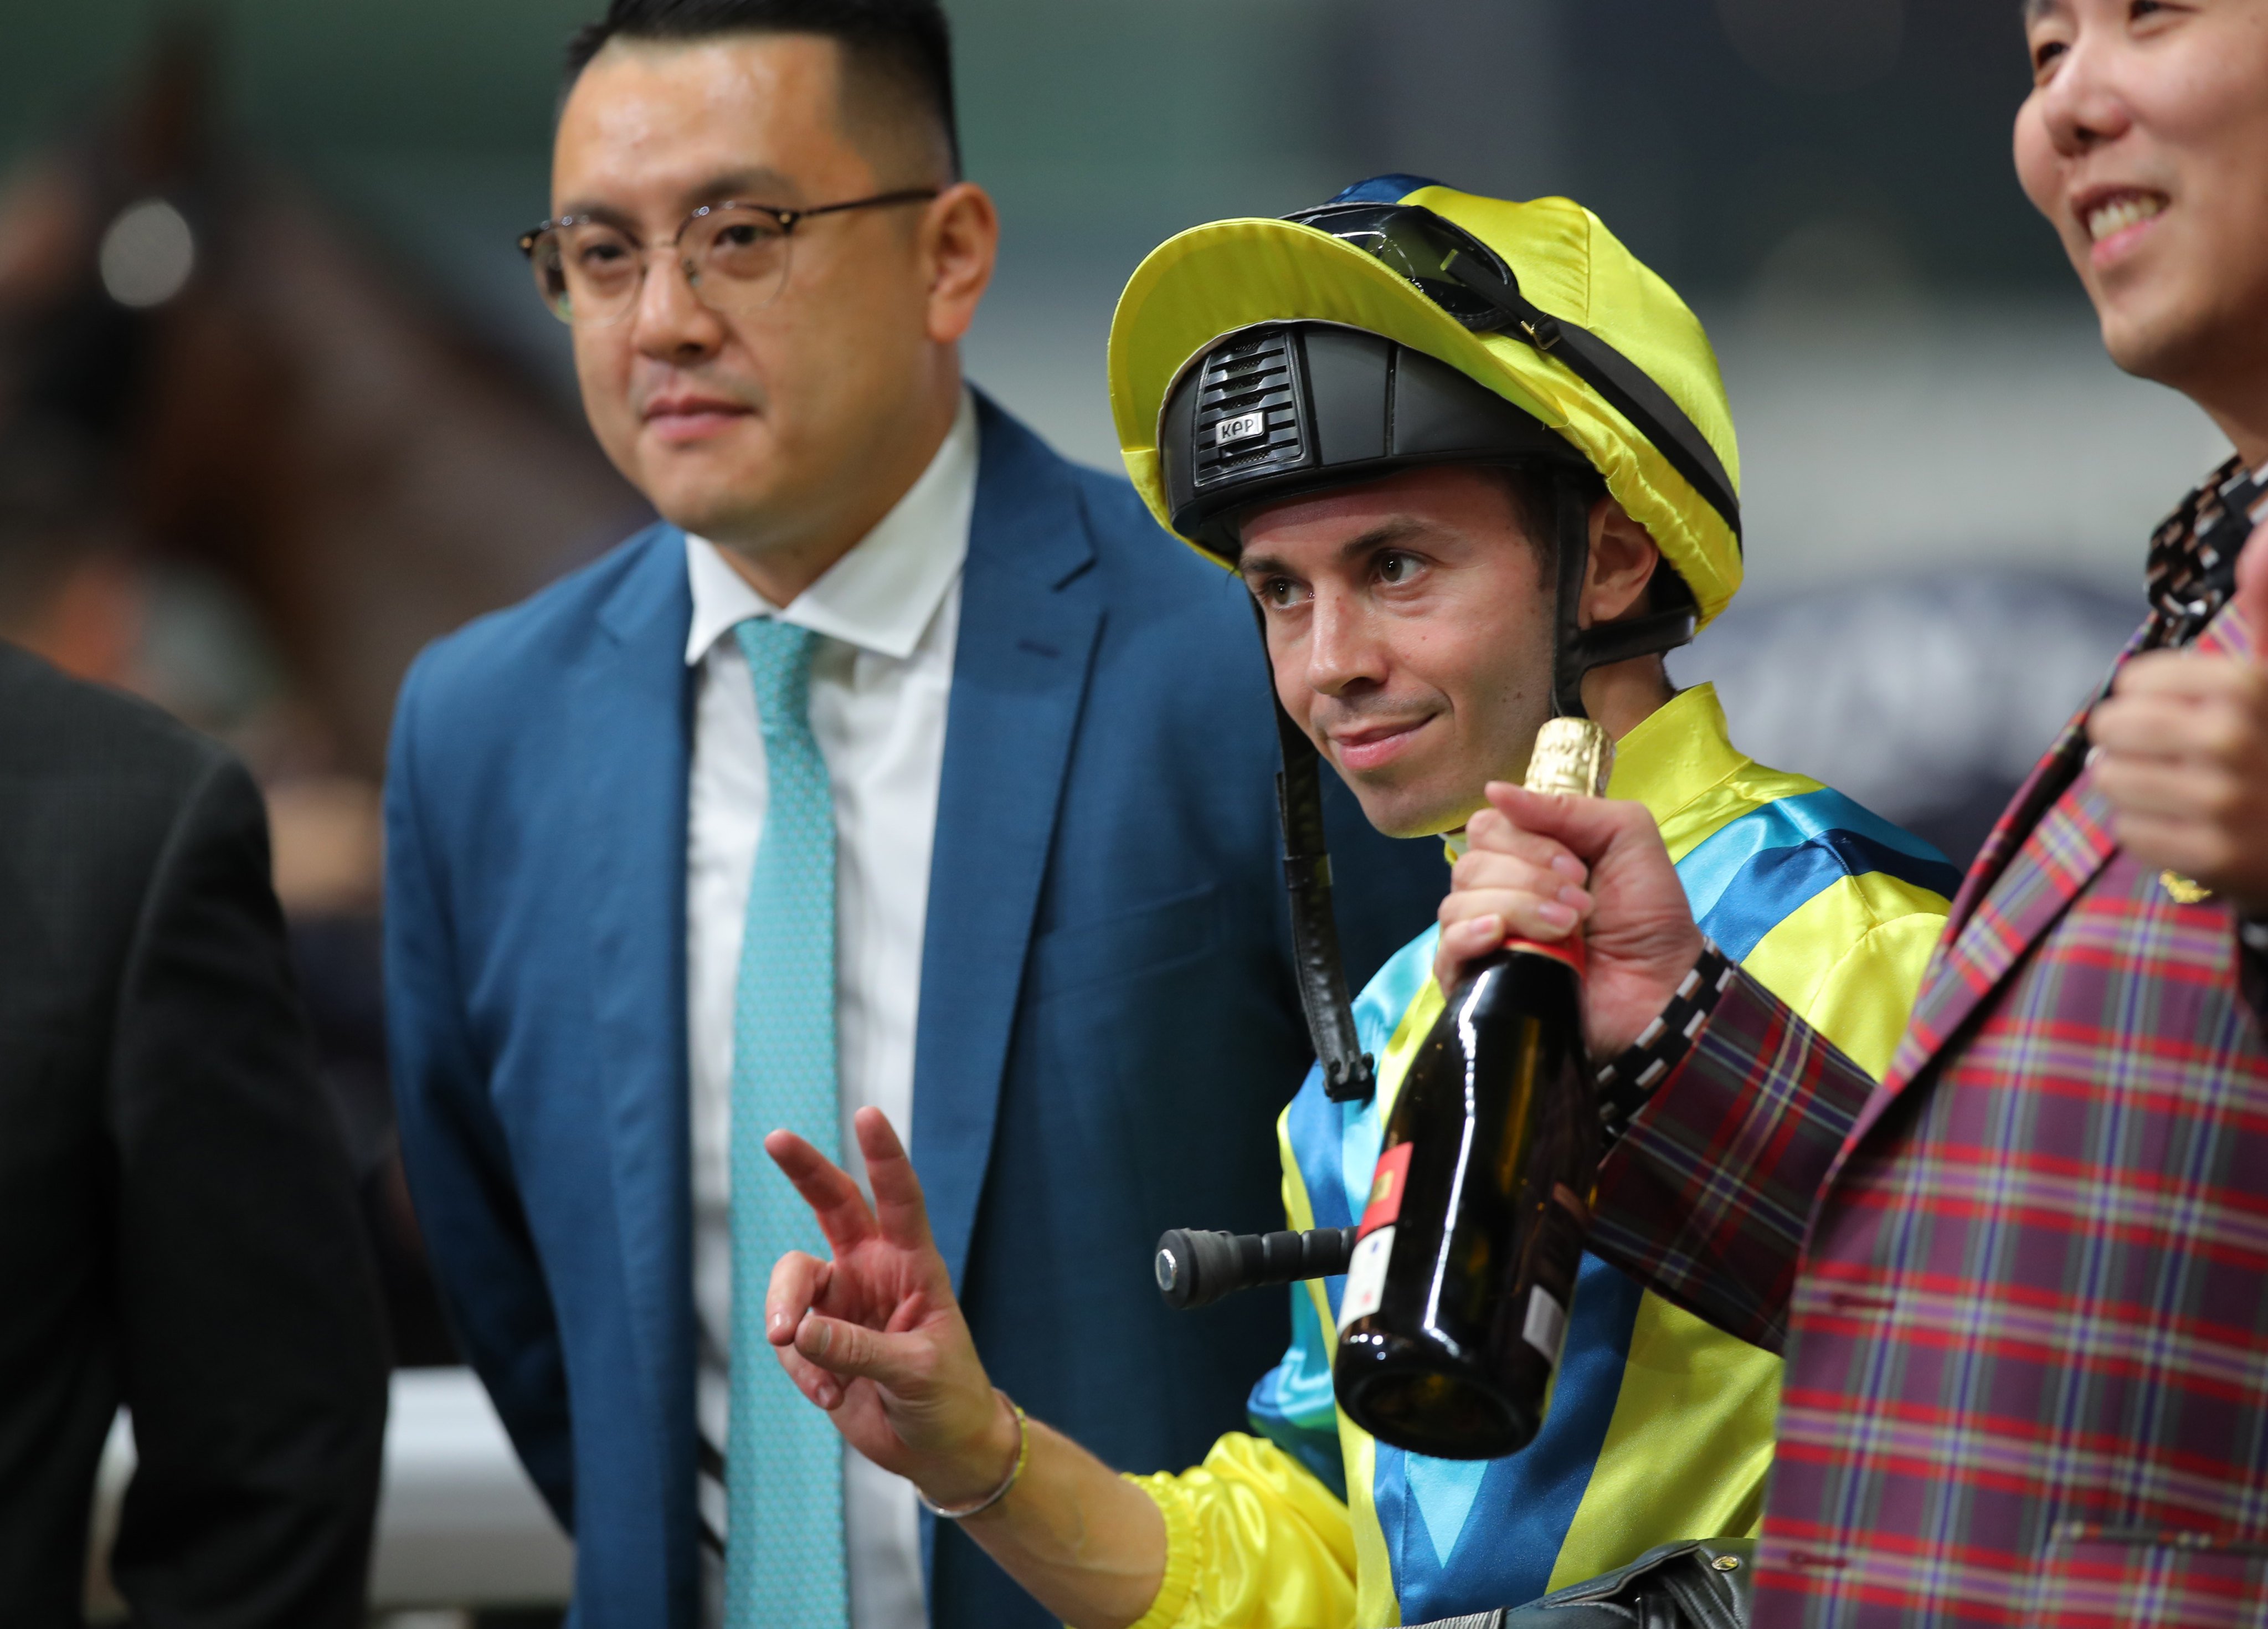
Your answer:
[1866,618,2157,1107]
[1870,597,2254,1112]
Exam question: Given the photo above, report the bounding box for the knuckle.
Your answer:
[2199,777,2244,821]
[2200,710,2250,759]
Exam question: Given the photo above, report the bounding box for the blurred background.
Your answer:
[0,0,2228,1621]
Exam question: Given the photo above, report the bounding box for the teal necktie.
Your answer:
[726,618,848,1629]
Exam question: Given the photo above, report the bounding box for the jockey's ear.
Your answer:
[1580,497,1661,630]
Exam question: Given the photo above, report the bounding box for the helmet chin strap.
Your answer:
[1251,598,1379,1103]
[1549,473,1699,721]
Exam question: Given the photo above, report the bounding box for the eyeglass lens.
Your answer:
[532,205,794,326]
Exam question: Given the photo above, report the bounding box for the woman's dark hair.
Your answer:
[565,0,959,178]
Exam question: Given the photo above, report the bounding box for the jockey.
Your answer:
[759,177,1964,1629]
[1102,177,1961,1626]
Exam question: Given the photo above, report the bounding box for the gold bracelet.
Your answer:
[916,1390,1028,1520]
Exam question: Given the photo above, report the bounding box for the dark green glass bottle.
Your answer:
[1331,720,1609,1461]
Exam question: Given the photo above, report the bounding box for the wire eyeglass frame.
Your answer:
[518,187,940,326]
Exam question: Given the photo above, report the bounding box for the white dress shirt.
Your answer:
[685,392,978,1629]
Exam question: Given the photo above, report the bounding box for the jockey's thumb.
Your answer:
[795,1312,932,1394]
[1485,782,1636,866]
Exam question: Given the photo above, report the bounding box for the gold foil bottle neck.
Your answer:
[1525,718,1613,799]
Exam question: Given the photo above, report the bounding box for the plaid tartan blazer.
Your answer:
[1592,599,2267,1629]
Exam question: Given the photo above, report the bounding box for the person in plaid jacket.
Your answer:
[1434,4,2268,1624]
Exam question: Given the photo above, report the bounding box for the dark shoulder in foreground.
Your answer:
[0,641,235,798]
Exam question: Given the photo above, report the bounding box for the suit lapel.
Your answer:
[1861,617,2161,1123]
[573,530,698,1519]
[912,399,1102,1292]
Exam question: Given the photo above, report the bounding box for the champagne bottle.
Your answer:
[1332,718,1610,1461]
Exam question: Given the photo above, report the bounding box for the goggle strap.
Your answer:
[1443,251,1744,549]
[1253,600,1378,1104]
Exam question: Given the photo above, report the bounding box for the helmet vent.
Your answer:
[1191,331,1307,489]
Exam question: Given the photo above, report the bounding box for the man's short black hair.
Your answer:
[565,0,960,179]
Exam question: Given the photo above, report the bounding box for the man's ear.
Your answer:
[1578,496,1661,629]
[920,182,998,346]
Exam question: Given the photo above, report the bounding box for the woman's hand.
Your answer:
[1434,785,1704,1058]
[764,1107,1021,1510]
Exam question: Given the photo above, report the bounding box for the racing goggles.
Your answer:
[1283,202,1742,547]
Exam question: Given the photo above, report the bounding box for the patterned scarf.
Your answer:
[2146,454,2265,648]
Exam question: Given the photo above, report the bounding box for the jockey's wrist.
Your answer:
[916,1389,1027,1519]
[1595,939,1737,1146]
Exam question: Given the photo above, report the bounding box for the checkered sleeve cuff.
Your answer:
[1595,939,1738,1147]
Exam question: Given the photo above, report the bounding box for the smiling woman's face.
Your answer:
[2015,0,2268,414]
[1237,465,1560,840]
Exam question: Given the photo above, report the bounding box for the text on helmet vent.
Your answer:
[1192,331,1307,489]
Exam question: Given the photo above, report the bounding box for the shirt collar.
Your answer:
[1441,685,1744,861]
[683,389,979,666]
[1604,683,1747,827]
[2146,453,2261,650]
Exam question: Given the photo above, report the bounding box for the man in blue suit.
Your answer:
[382,4,1444,1627]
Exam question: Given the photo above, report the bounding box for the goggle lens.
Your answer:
[1282,202,1517,331]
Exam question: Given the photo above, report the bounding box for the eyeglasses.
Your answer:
[517,188,940,326]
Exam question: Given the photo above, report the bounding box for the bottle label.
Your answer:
[1357,1143,1412,1239]
[1523,1285,1568,1365]
[1504,935,1588,979]
[1339,1227,1393,1332]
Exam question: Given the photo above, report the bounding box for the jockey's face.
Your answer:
[552,33,991,600]
[1238,465,1659,840]
[2016,0,2268,454]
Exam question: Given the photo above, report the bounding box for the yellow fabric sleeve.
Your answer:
[1739,877,1943,1082]
[1123,1433,1359,1629]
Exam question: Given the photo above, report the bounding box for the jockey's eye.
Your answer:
[1376,551,1422,586]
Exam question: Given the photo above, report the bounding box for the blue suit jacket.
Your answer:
[383,398,1445,1628]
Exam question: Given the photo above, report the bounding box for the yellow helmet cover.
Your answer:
[1108,176,1745,630]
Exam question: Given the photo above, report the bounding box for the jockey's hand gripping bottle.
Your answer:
[1332,719,1611,1460]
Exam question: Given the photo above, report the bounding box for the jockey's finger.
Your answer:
[851,1108,939,1256]
[764,1128,877,1253]
[765,1250,832,1347]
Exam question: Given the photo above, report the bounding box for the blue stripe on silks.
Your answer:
[1696,831,1961,962]
[1674,788,1961,962]
[1375,1255,1647,1622]
[1247,1284,1350,1500]
[1326,173,1447,205]
[1285,1066,1360,1235]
